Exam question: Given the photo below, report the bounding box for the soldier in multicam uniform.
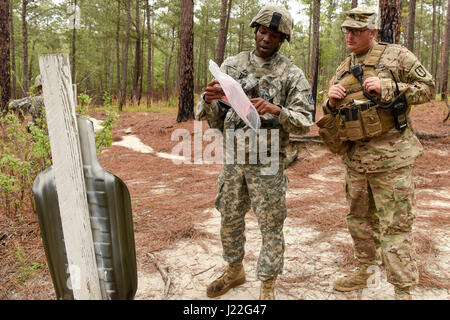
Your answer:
[8,75,45,128]
[196,5,314,300]
[319,7,435,300]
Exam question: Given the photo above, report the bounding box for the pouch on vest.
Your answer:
[338,106,365,141]
[359,105,383,138]
[316,114,351,155]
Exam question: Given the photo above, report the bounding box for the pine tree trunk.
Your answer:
[378,0,402,44]
[307,0,312,77]
[120,0,131,111]
[215,0,231,66]
[71,0,77,84]
[109,42,113,93]
[311,0,320,122]
[116,0,121,103]
[434,0,442,82]
[146,0,151,108]
[10,1,16,100]
[132,0,141,106]
[430,0,436,74]
[417,0,423,59]
[0,0,10,112]
[352,0,358,8]
[203,15,208,89]
[177,0,194,122]
[138,36,144,105]
[407,0,416,51]
[21,0,29,94]
[441,0,450,99]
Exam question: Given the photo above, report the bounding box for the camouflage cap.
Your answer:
[341,7,377,29]
[249,5,293,42]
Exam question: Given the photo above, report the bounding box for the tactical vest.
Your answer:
[334,43,397,142]
[228,52,291,129]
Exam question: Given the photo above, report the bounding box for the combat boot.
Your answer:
[206,263,245,298]
[259,276,277,300]
[394,286,412,300]
[333,264,375,292]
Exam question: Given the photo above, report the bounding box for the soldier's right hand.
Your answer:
[327,84,346,107]
[204,80,225,104]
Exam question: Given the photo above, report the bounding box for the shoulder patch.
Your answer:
[414,65,426,78]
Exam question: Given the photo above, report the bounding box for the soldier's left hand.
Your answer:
[363,77,381,95]
[251,98,281,116]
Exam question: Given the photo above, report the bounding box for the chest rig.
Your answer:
[334,43,398,142]
[225,52,290,129]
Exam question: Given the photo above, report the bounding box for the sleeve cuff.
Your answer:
[324,100,337,115]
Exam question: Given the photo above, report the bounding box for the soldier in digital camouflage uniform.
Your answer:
[320,7,435,300]
[196,5,314,300]
[8,75,45,128]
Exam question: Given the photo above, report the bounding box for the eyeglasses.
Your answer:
[341,27,369,36]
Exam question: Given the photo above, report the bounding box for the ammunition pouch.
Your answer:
[336,95,408,142]
[316,113,351,155]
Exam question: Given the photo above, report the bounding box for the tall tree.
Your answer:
[21,0,29,94]
[120,0,131,111]
[441,0,450,100]
[435,0,442,82]
[116,0,121,103]
[406,0,416,51]
[351,0,358,8]
[177,0,194,122]
[307,0,312,77]
[132,0,142,106]
[378,0,402,44]
[10,1,16,100]
[311,0,320,122]
[71,0,77,84]
[215,0,232,66]
[0,0,11,112]
[146,0,151,108]
[430,0,436,76]
[417,0,423,59]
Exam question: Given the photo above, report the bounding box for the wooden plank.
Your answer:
[38,54,102,300]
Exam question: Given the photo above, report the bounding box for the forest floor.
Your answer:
[1,100,449,300]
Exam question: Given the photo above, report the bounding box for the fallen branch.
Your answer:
[147,252,172,299]
[415,132,450,140]
[193,264,216,277]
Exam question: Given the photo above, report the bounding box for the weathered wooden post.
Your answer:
[38,54,102,300]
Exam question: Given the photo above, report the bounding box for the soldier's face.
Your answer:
[344,27,377,55]
[255,26,282,58]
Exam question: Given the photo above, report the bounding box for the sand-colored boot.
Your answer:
[394,286,412,300]
[259,276,277,300]
[206,263,245,298]
[333,264,375,292]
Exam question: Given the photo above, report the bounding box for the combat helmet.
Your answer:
[249,5,293,42]
[34,75,42,88]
